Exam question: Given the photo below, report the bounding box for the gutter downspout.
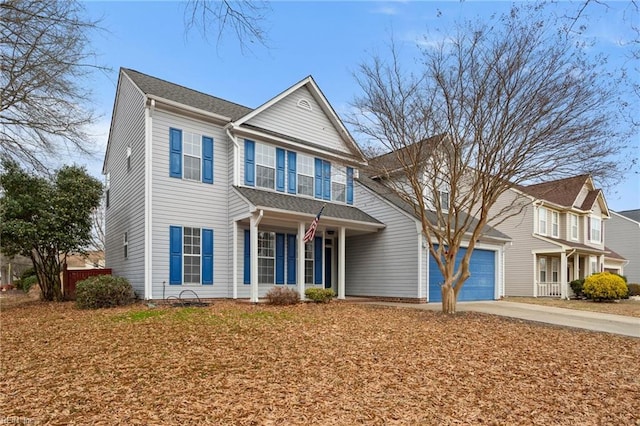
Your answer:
[144,99,155,300]
[250,209,264,303]
[225,124,240,187]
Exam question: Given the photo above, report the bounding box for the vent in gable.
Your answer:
[297,98,312,111]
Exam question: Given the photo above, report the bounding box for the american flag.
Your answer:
[303,205,325,243]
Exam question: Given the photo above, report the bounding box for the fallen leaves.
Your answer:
[1,301,638,425]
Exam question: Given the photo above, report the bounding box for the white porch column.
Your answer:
[232,221,238,299]
[417,234,423,300]
[532,253,538,297]
[560,252,568,299]
[338,226,346,300]
[297,221,305,300]
[250,211,263,303]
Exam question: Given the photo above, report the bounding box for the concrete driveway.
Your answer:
[367,300,640,338]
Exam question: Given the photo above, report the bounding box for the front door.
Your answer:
[568,262,574,282]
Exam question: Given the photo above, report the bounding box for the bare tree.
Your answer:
[183,0,270,53]
[88,197,106,253]
[350,5,634,313]
[0,0,106,172]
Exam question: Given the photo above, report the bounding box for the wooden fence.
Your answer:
[62,265,112,300]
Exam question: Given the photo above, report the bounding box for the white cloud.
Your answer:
[371,6,398,16]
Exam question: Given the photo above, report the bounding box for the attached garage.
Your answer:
[429,247,496,302]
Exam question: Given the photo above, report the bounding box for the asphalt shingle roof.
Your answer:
[122,68,253,120]
[617,209,640,222]
[521,174,590,207]
[233,186,383,225]
[357,175,510,240]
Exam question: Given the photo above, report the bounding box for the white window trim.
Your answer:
[123,232,128,259]
[538,207,548,236]
[570,214,578,241]
[183,227,202,285]
[258,231,275,284]
[183,131,202,182]
[539,257,547,283]
[297,154,314,197]
[590,216,601,243]
[551,211,559,238]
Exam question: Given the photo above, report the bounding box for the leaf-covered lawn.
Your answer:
[1,301,639,425]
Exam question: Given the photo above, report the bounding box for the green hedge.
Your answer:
[305,288,335,303]
[76,275,135,309]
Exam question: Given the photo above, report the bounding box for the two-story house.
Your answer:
[606,209,639,283]
[490,174,626,298]
[103,68,508,303]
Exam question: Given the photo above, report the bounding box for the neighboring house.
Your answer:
[490,174,625,298]
[606,209,640,283]
[0,254,32,285]
[64,251,106,270]
[103,68,508,302]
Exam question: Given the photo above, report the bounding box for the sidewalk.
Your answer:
[366,300,640,338]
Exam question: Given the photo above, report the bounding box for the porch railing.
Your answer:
[537,282,561,297]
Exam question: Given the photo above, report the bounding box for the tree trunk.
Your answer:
[441,284,456,314]
[32,253,63,302]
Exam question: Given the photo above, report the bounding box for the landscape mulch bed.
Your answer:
[1,301,638,425]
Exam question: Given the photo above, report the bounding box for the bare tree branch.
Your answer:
[183,0,271,54]
[350,4,635,313]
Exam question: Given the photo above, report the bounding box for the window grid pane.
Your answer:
[298,175,313,196]
[256,165,275,189]
[183,132,201,181]
[256,144,275,167]
[183,227,201,284]
[332,182,345,202]
[305,242,314,284]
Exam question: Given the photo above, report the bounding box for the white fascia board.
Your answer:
[146,94,231,124]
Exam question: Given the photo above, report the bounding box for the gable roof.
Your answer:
[233,75,366,162]
[617,209,640,222]
[357,175,510,241]
[233,186,383,226]
[122,68,253,121]
[521,174,590,207]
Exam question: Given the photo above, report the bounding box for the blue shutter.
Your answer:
[314,236,323,284]
[169,128,182,178]
[275,233,285,284]
[202,136,213,184]
[276,148,285,192]
[287,151,297,194]
[244,140,255,186]
[346,167,354,205]
[323,161,331,200]
[314,158,323,198]
[286,234,296,284]
[169,226,182,285]
[202,229,213,285]
[243,230,250,284]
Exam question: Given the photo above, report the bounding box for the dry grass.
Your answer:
[1,300,639,425]
[504,296,640,318]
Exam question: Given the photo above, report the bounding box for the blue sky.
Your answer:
[78,1,639,211]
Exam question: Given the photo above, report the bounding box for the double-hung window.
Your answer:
[570,214,578,240]
[183,227,201,284]
[305,241,314,284]
[123,232,128,259]
[590,217,601,242]
[551,211,559,237]
[539,258,547,283]
[183,132,202,181]
[551,258,559,283]
[256,144,275,189]
[439,190,450,211]
[331,165,346,202]
[538,207,548,235]
[297,154,314,196]
[258,231,275,283]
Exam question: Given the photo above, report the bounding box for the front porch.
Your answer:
[534,250,605,298]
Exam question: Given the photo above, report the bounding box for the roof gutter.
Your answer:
[146,94,231,124]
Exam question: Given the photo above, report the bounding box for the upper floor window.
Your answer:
[297,154,314,196]
[439,190,450,211]
[169,128,213,184]
[551,211,559,238]
[570,214,578,240]
[183,132,202,181]
[332,165,346,202]
[126,146,132,172]
[255,143,275,189]
[590,217,601,243]
[123,232,128,259]
[538,207,548,235]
